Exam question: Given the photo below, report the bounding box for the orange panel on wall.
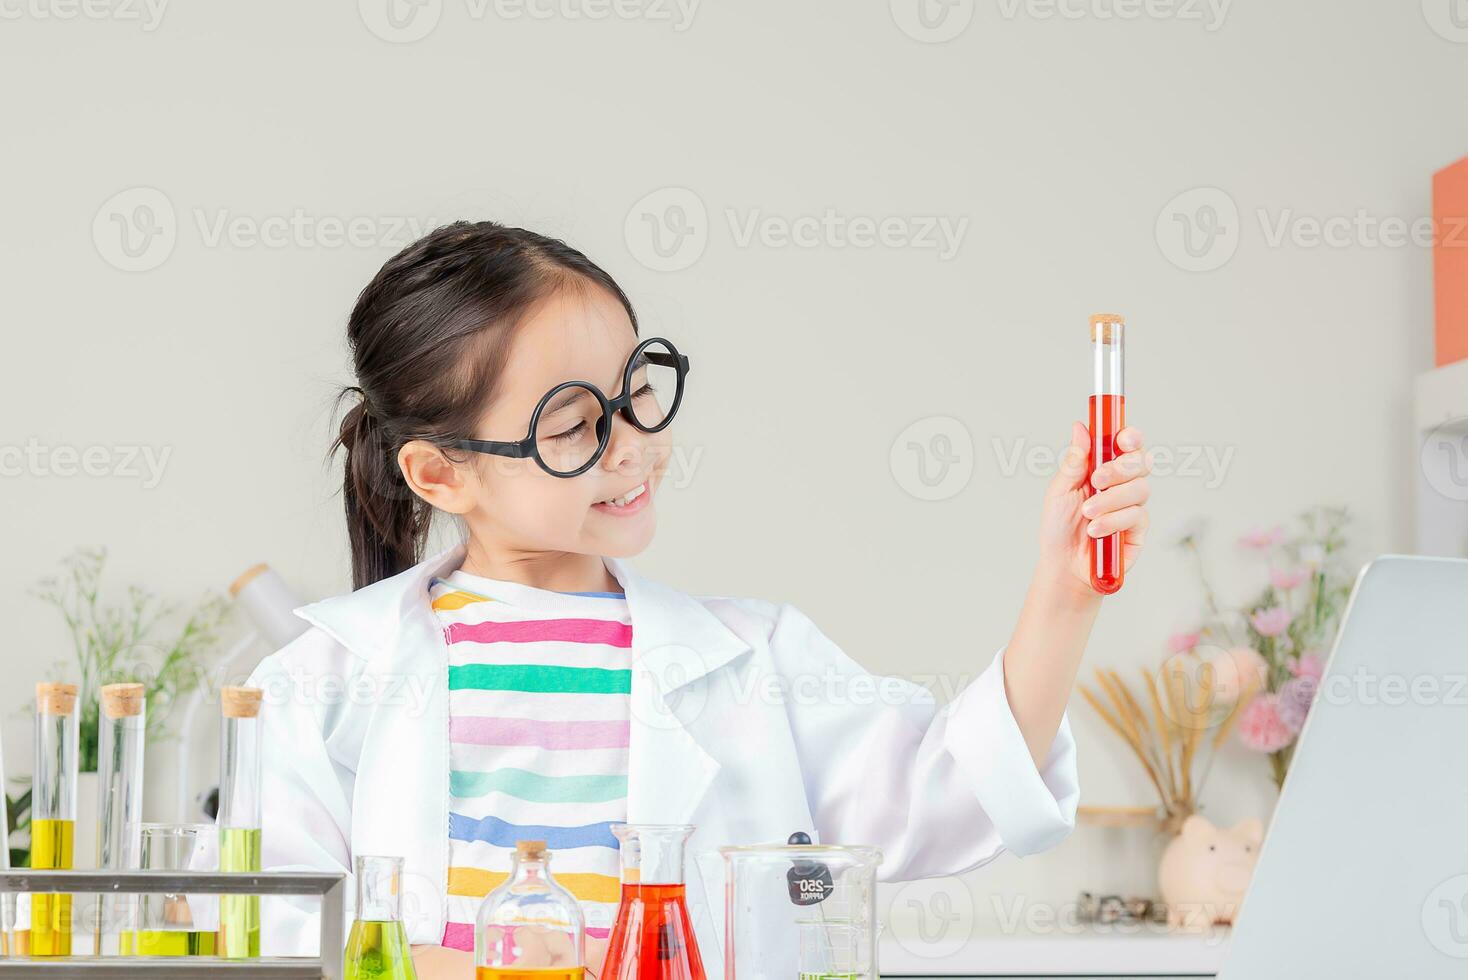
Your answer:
[1435,155,1468,367]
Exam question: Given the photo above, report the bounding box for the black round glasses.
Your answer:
[454,337,690,478]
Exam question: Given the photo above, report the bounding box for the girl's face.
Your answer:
[454,284,672,562]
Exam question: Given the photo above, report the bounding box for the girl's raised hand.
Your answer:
[1039,421,1152,599]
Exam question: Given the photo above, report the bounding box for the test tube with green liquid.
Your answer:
[32,682,79,957]
[217,686,263,958]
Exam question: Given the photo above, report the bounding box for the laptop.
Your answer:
[1219,554,1468,977]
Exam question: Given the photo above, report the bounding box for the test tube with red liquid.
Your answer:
[1088,313,1125,595]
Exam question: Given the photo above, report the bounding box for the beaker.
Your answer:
[121,823,220,956]
[345,854,417,980]
[719,843,882,980]
[476,840,584,980]
[603,824,706,980]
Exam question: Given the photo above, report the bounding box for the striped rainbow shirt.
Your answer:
[428,569,631,953]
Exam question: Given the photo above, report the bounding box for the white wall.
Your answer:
[1,0,1461,936]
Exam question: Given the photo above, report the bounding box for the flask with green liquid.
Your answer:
[344,854,418,980]
[217,686,263,959]
[31,682,79,957]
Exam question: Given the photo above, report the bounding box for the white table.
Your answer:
[880,927,1230,978]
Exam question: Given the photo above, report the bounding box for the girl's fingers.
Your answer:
[1086,504,1147,539]
[1050,421,1091,495]
[1116,426,1145,453]
[1091,448,1152,489]
[1081,476,1149,519]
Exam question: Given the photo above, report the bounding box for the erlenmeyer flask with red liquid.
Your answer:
[602,824,705,980]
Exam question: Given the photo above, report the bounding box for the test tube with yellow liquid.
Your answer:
[31,682,79,957]
[217,686,263,958]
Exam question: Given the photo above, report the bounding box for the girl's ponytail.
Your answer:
[332,388,428,590]
[328,220,639,591]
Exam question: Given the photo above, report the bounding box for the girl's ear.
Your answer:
[397,439,479,515]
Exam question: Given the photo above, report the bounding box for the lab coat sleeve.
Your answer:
[243,626,361,956]
[768,602,1079,881]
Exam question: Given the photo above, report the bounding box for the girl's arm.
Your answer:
[1003,421,1151,765]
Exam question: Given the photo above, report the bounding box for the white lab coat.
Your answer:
[246,541,1079,974]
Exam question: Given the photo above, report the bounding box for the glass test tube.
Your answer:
[94,683,146,955]
[1088,313,1126,595]
[217,686,263,959]
[31,682,79,957]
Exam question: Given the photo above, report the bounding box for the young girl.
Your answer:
[247,221,1151,978]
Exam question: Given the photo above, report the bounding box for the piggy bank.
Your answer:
[1158,814,1263,931]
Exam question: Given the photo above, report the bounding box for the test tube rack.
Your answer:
[0,868,345,978]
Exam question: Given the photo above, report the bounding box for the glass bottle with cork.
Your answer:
[476,840,586,980]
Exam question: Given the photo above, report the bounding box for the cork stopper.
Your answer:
[36,682,78,716]
[101,682,146,719]
[221,686,263,719]
[229,563,270,598]
[515,840,547,861]
[1090,312,1125,344]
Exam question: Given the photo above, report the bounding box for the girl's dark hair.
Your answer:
[330,220,639,590]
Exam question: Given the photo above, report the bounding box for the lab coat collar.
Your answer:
[292,540,752,690]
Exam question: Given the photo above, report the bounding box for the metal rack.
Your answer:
[0,869,345,978]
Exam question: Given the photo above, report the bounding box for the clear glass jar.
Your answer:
[475,840,585,980]
[719,843,882,980]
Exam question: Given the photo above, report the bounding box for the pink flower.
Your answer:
[1290,653,1325,683]
[1204,646,1269,701]
[1269,567,1308,591]
[1239,525,1285,550]
[1251,606,1294,637]
[1168,631,1202,654]
[1238,694,1295,752]
[1276,676,1318,734]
